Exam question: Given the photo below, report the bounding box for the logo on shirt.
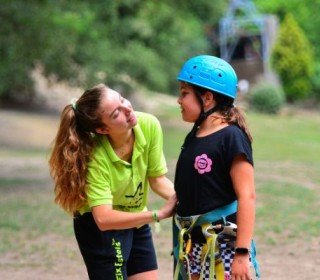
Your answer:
[124,182,143,208]
[194,154,212,174]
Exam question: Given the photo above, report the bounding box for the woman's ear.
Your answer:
[95,126,109,135]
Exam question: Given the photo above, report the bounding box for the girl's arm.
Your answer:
[230,154,256,279]
[148,174,175,200]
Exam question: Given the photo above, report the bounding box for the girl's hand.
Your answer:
[158,194,177,220]
[231,253,252,280]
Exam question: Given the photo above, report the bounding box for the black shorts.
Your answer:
[74,212,157,280]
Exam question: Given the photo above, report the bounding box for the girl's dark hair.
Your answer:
[48,84,107,214]
[192,84,253,143]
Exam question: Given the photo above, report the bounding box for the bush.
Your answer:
[271,14,314,102]
[249,83,285,114]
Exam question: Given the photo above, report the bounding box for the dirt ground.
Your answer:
[0,106,319,280]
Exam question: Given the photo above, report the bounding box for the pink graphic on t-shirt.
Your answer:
[194,154,212,174]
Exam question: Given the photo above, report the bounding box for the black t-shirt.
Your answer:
[175,125,253,217]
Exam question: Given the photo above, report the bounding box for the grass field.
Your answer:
[0,105,319,279]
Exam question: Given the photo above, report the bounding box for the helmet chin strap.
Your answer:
[193,105,218,133]
[193,90,218,133]
[181,101,218,150]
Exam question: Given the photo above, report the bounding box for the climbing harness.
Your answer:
[173,201,260,280]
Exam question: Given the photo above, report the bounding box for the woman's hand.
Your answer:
[231,254,252,280]
[158,194,177,220]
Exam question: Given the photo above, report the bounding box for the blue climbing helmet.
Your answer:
[177,55,238,99]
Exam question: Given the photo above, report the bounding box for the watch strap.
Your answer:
[235,247,250,255]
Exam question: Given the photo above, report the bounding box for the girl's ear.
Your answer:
[202,91,215,107]
[95,126,109,135]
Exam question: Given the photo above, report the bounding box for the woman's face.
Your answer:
[177,82,201,123]
[97,88,137,135]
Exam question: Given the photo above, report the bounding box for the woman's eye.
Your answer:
[113,111,119,119]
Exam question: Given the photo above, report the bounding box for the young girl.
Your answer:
[173,55,259,280]
[49,84,177,280]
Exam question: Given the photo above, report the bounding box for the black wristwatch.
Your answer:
[235,247,250,255]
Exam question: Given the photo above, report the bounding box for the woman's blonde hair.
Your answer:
[48,84,107,214]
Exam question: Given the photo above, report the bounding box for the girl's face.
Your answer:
[97,88,137,135]
[177,82,201,123]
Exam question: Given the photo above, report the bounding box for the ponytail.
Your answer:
[49,106,95,214]
[215,94,253,143]
[226,107,253,143]
[49,83,106,214]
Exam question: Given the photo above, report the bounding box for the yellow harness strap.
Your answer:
[175,228,192,279]
[174,202,241,279]
[174,223,225,280]
[199,223,225,280]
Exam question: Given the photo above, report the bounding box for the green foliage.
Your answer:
[255,0,320,58]
[249,83,285,114]
[0,0,226,101]
[0,1,45,100]
[310,62,320,99]
[271,14,314,101]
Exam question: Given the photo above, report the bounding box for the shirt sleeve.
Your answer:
[146,115,168,177]
[223,126,253,169]
[86,153,113,208]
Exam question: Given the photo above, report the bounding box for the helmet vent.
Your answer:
[189,75,193,79]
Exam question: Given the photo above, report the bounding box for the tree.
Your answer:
[255,0,320,58]
[0,0,226,102]
[271,14,314,101]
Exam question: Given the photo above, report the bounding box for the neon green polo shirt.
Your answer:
[79,112,168,214]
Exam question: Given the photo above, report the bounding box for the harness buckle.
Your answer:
[175,214,200,231]
[218,221,237,237]
[202,221,237,238]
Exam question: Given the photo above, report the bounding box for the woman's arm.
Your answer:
[92,193,177,231]
[230,154,256,279]
[148,174,175,200]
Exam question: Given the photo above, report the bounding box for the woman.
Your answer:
[49,83,177,280]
